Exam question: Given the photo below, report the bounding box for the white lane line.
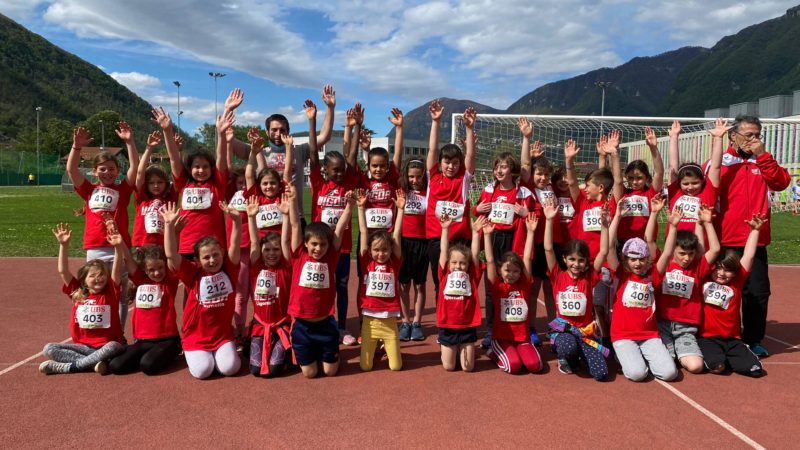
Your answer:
[764,335,800,349]
[0,337,71,376]
[656,380,765,450]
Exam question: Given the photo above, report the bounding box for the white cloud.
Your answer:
[109,71,161,92]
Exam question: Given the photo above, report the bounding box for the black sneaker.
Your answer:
[411,322,425,341]
[399,322,412,341]
[480,331,493,349]
[558,358,573,374]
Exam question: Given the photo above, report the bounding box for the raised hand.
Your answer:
[174,215,187,234]
[709,118,729,139]
[542,198,559,220]
[475,201,491,214]
[644,126,657,148]
[72,127,93,149]
[472,215,488,233]
[650,193,666,213]
[746,212,768,230]
[439,214,453,229]
[669,120,681,138]
[698,204,715,224]
[107,227,123,247]
[159,202,180,224]
[281,133,293,148]
[530,139,542,158]
[606,129,621,154]
[345,108,357,128]
[463,107,476,130]
[388,108,403,127]
[353,103,364,125]
[355,188,368,208]
[600,203,612,228]
[216,109,236,137]
[277,192,291,215]
[394,188,406,210]
[429,100,443,122]
[304,99,317,120]
[514,203,529,217]
[284,184,296,202]
[115,121,133,143]
[224,88,244,112]
[146,131,162,148]
[668,206,684,226]
[564,138,579,160]
[359,129,372,151]
[225,124,235,142]
[219,201,240,221]
[248,127,265,153]
[344,190,357,207]
[517,117,533,138]
[52,223,72,244]
[526,213,539,232]
[321,84,336,108]
[151,107,172,131]
[175,134,185,151]
[245,195,260,217]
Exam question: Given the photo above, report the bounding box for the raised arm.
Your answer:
[523,213,537,277]
[439,215,453,269]
[160,202,182,271]
[741,214,767,271]
[304,99,317,172]
[542,199,559,271]
[333,192,355,251]
[698,205,720,265]
[246,196,261,264]
[245,128,265,190]
[67,127,92,188]
[277,191,292,261]
[594,206,610,273]
[106,227,126,285]
[658,208,683,275]
[359,130,372,164]
[221,202,241,265]
[52,223,75,286]
[470,214,483,268]
[152,107,184,179]
[389,108,404,169]
[707,118,727,189]
[668,120,681,184]
[216,110,235,174]
[463,107,477,175]
[427,100,443,171]
[482,217,497,284]
[356,189,369,257]
[645,127,665,192]
[342,108,356,168]
[115,121,140,186]
[607,199,623,270]
[607,129,624,201]
[136,131,162,192]
[563,138,581,201]
[646,194,665,257]
[288,185,303,253]
[392,189,405,259]
[596,135,608,170]
[318,84,336,146]
[518,118,534,183]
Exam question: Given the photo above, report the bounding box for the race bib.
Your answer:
[299,261,329,289]
[256,204,283,229]
[198,272,232,306]
[582,207,602,232]
[622,195,650,217]
[621,281,653,308]
[500,295,528,322]
[435,201,465,222]
[229,190,247,212]
[489,202,514,225]
[535,188,555,205]
[135,284,162,309]
[144,211,164,234]
[703,282,734,309]
[674,196,700,220]
[366,208,393,229]
[558,291,587,317]
[182,187,212,210]
[365,271,396,298]
[88,187,119,212]
[321,208,344,229]
[443,271,471,296]
[557,197,575,222]
[662,270,695,298]
[254,270,279,304]
[75,304,111,329]
[404,193,426,215]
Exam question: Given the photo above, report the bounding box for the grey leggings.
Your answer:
[43,342,124,372]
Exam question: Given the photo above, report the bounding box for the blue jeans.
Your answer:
[336,253,351,331]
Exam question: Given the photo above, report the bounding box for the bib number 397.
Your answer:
[365,271,395,297]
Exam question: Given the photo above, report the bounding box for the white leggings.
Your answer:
[184,341,241,379]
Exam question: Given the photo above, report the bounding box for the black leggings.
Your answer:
[109,336,182,375]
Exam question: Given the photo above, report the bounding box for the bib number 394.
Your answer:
[76,304,111,329]
[703,282,733,309]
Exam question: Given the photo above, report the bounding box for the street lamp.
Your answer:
[208,72,226,119]
[173,81,181,130]
[99,119,105,149]
[35,106,41,186]
[595,81,612,136]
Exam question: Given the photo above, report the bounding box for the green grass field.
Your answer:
[2,185,799,263]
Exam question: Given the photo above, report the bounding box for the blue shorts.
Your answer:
[291,316,340,366]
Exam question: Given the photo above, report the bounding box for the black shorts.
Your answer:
[532,244,557,278]
[290,316,340,366]
[399,237,429,284]
[438,327,478,346]
[697,336,763,376]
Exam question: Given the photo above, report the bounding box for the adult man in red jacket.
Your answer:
[718,115,791,357]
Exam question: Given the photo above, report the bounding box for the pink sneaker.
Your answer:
[342,331,357,346]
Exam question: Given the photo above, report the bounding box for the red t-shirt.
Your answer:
[610,267,659,342]
[75,180,133,249]
[618,186,657,241]
[529,185,562,244]
[700,268,749,339]
[490,275,534,342]
[656,257,712,324]
[358,254,402,313]
[436,263,484,329]
[128,268,180,340]
[426,165,473,241]
[667,180,717,234]
[287,246,340,319]
[570,191,613,258]
[474,182,534,233]
[132,187,177,247]
[549,265,596,329]
[177,257,238,351]
[249,258,291,336]
[401,189,428,239]
[174,171,228,254]
[310,165,358,254]
[62,279,124,347]
[358,164,400,233]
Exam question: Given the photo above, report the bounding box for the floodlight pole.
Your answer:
[36,106,42,186]
[99,119,105,149]
[173,81,181,130]
[209,72,226,145]
[595,81,612,135]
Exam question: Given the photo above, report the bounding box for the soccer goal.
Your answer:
[450,113,800,204]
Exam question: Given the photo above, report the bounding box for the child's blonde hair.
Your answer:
[70,259,110,303]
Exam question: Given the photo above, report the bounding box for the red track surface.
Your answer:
[1,258,798,448]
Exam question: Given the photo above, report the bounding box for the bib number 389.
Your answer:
[299,261,329,289]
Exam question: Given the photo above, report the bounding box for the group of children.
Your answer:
[38,86,769,381]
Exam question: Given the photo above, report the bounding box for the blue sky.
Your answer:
[2,0,797,136]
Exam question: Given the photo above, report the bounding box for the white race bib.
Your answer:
[254,270,279,304]
[75,304,111,329]
[622,195,650,217]
[703,282,734,309]
[404,193,426,215]
[198,272,232,306]
[674,196,700,220]
[182,187,212,210]
[88,187,119,212]
[443,271,471,296]
[366,208,393,229]
[299,261,329,289]
[558,291,587,317]
[435,201,465,222]
[535,188,555,205]
[365,271,396,298]
[582,207,602,232]
[229,190,247,212]
[489,202,515,225]
[256,204,283,229]
[500,294,528,322]
[662,270,695,298]
[558,197,575,222]
[144,211,164,234]
[321,208,344,229]
[135,284,162,309]
[621,281,653,308]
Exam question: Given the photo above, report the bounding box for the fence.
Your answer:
[0,148,64,186]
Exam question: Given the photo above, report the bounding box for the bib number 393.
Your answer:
[662,271,694,298]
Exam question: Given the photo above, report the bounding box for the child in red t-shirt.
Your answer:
[399,158,429,341]
[483,213,541,374]
[542,198,610,380]
[162,200,243,380]
[437,215,485,372]
[698,213,766,377]
[245,190,293,377]
[356,188,406,371]
[653,197,720,374]
[39,224,124,375]
[133,130,177,248]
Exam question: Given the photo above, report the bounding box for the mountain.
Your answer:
[505,47,708,116]
[661,11,800,115]
[387,98,502,142]
[0,13,160,150]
